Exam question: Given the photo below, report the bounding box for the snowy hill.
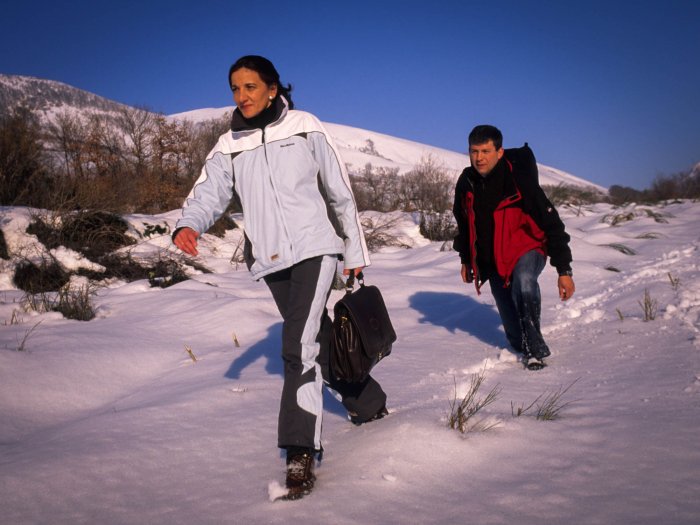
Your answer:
[170,106,606,191]
[1,201,699,523]
[0,74,131,123]
[1,73,604,191]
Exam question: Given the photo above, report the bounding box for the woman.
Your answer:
[173,55,387,500]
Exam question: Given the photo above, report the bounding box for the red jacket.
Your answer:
[453,145,571,294]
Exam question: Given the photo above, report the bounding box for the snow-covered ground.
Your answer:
[1,201,699,524]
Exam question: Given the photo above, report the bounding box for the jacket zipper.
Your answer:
[261,126,295,262]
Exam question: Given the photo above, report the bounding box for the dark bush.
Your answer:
[26,219,57,248]
[77,253,147,282]
[60,211,135,258]
[608,185,648,205]
[419,211,457,241]
[205,212,239,238]
[0,228,9,260]
[542,184,607,206]
[147,259,190,288]
[28,210,135,259]
[78,253,202,288]
[350,165,402,212]
[0,107,49,206]
[13,259,70,293]
[53,285,95,321]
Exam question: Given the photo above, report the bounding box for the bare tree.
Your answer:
[351,163,402,212]
[0,107,48,205]
[399,155,454,212]
[46,110,89,180]
[116,105,156,177]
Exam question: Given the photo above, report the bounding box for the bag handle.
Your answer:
[344,271,365,293]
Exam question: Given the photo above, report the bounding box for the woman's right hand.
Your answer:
[173,227,200,256]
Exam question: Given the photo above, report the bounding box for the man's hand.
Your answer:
[558,275,575,301]
[173,227,200,256]
[461,264,473,284]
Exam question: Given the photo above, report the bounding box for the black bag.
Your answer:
[330,272,396,383]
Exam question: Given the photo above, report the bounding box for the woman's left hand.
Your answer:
[343,267,364,277]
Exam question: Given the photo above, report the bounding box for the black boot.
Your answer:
[285,449,316,500]
[350,405,389,426]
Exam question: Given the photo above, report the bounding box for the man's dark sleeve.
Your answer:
[522,176,573,274]
[452,170,471,265]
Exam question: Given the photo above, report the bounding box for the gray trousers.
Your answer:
[264,255,387,452]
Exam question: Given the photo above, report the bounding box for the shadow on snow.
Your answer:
[408,290,508,349]
[224,321,347,419]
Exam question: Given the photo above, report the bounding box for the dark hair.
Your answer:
[228,55,294,109]
[468,125,503,150]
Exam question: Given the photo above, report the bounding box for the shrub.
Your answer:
[20,284,96,321]
[205,212,239,238]
[0,107,50,207]
[79,253,149,282]
[447,372,501,434]
[601,211,636,226]
[0,228,9,260]
[638,288,658,321]
[419,211,457,241]
[59,210,135,258]
[15,320,43,351]
[511,379,580,421]
[350,164,402,212]
[399,155,453,213]
[147,259,190,288]
[542,184,606,206]
[608,185,647,205]
[603,243,636,255]
[668,272,680,291]
[52,284,96,321]
[28,210,135,259]
[142,222,169,238]
[79,253,197,287]
[361,215,411,251]
[13,258,70,293]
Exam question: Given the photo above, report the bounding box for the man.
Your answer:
[452,125,575,370]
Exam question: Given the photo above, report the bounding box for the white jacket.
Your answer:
[175,97,370,279]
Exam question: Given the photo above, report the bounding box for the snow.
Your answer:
[1,200,699,524]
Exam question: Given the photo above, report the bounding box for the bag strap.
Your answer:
[344,271,365,293]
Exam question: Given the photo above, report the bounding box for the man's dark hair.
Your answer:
[228,55,295,109]
[468,125,503,149]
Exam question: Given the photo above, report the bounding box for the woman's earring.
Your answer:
[269,95,273,100]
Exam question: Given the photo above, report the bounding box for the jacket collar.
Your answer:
[467,157,521,204]
[467,156,509,186]
[230,96,288,133]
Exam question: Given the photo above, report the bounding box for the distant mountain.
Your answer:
[0,74,131,122]
[2,74,604,191]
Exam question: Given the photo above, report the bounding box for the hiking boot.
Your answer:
[350,405,389,426]
[525,356,547,371]
[285,452,316,500]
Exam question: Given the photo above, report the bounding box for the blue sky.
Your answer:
[2,0,698,189]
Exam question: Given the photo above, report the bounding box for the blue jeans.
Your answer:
[488,250,550,360]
